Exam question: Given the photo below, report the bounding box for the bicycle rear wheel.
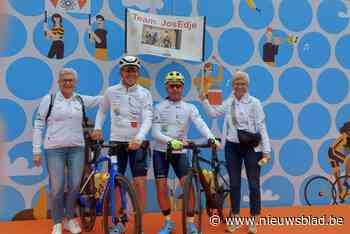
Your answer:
[182,171,203,234]
[304,176,336,206]
[79,174,97,232]
[102,175,142,234]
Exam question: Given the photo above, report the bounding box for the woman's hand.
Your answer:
[129,139,142,150]
[258,153,271,166]
[91,129,103,140]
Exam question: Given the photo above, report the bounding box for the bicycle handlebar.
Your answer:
[166,138,221,153]
[90,140,149,149]
[87,140,150,164]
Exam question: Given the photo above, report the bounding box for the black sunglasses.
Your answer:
[169,84,183,89]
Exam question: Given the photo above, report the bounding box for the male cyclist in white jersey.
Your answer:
[152,71,219,234]
[92,55,153,233]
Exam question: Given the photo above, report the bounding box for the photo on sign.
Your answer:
[141,25,182,50]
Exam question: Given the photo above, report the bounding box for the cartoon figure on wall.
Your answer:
[328,120,350,202]
[88,15,109,61]
[43,0,91,59]
[193,56,224,105]
[263,27,298,66]
[44,13,65,59]
[263,27,280,66]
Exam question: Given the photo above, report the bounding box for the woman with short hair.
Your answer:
[32,68,103,234]
[200,71,271,234]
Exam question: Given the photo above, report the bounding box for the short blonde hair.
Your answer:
[58,68,78,80]
[232,71,249,85]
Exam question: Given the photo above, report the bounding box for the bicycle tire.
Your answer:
[79,173,97,232]
[304,176,336,206]
[182,171,203,234]
[102,175,142,234]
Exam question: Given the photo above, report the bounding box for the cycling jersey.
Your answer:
[152,99,214,153]
[95,83,153,141]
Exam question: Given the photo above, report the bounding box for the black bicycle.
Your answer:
[167,139,230,234]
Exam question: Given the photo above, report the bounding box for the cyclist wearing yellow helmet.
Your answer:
[152,71,219,234]
[164,70,185,85]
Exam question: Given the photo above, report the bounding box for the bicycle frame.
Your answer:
[192,146,230,215]
[167,140,229,210]
[197,149,230,193]
[79,144,129,223]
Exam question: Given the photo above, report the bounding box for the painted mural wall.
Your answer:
[1,0,350,221]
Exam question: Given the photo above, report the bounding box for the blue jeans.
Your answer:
[225,141,262,216]
[45,146,85,224]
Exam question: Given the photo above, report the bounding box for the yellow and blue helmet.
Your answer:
[165,71,185,85]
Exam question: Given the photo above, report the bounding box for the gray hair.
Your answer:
[232,70,249,84]
[58,68,78,80]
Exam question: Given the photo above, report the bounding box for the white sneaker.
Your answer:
[51,224,62,234]
[226,222,240,233]
[64,219,82,234]
[226,216,240,233]
[248,223,257,234]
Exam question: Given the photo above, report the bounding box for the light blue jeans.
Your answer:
[45,146,85,224]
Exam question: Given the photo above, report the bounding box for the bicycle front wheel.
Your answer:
[182,171,203,234]
[102,175,142,234]
[304,176,336,206]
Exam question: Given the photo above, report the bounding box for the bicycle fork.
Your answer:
[109,165,128,225]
